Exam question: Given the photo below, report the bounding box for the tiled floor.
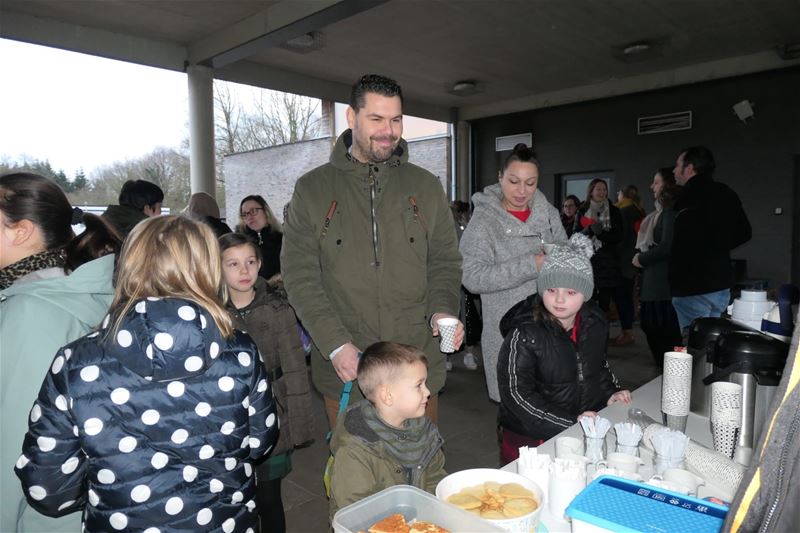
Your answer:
[282,324,661,532]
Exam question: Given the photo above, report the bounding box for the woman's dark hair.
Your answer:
[563,195,580,210]
[657,167,677,187]
[219,232,262,263]
[501,143,540,174]
[0,172,121,270]
[583,178,608,206]
[64,213,122,271]
[658,186,679,209]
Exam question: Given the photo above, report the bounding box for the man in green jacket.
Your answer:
[281,74,463,427]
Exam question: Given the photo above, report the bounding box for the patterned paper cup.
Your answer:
[437,317,459,353]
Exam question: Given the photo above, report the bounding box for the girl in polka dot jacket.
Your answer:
[15,216,278,533]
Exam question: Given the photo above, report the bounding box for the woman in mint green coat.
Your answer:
[0,173,120,532]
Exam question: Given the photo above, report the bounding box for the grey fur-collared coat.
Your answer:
[460,184,567,401]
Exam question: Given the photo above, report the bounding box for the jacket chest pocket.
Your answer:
[318,200,344,267]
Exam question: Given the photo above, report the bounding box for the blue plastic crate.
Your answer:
[566,475,728,533]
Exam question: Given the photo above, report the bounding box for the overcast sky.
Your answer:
[0,38,190,177]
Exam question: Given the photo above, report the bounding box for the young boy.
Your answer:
[328,342,447,520]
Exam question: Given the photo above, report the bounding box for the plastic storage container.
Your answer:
[565,476,728,533]
[332,485,505,533]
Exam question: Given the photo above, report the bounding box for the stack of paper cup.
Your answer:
[437,317,458,353]
[710,381,742,459]
[549,458,586,520]
[661,351,692,432]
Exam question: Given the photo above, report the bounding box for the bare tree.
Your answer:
[246,91,321,147]
[214,81,321,155]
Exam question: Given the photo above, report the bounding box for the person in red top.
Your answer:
[461,144,567,402]
[496,234,631,464]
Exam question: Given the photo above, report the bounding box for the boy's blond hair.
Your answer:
[107,215,234,339]
[357,341,427,401]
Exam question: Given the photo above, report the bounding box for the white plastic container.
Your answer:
[436,468,544,533]
[332,485,504,533]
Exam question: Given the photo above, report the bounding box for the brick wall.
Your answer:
[223,134,450,224]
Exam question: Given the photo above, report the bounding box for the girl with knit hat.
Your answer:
[496,234,631,464]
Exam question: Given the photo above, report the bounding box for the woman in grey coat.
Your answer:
[460,144,567,401]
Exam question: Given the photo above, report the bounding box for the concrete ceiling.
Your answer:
[3,0,800,122]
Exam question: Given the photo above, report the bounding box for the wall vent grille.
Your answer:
[637,111,692,135]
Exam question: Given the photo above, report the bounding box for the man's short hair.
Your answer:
[681,146,716,177]
[119,179,164,212]
[357,341,427,401]
[349,74,403,112]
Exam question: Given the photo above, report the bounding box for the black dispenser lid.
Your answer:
[703,330,789,386]
[687,317,748,355]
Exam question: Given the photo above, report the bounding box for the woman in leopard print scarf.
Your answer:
[0,172,122,533]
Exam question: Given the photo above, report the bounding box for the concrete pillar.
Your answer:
[187,65,216,196]
[455,120,472,202]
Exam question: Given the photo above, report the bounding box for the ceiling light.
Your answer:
[280,32,324,54]
[452,81,476,93]
[623,42,651,56]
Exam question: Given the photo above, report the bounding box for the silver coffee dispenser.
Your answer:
[687,318,745,418]
[702,330,789,466]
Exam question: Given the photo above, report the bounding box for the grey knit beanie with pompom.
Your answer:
[537,233,595,299]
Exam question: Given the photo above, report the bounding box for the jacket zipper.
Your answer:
[408,196,428,235]
[760,405,800,532]
[320,200,337,239]
[369,167,381,267]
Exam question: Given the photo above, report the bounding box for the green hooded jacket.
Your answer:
[328,400,446,521]
[1,254,115,533]
[281,130,462,400]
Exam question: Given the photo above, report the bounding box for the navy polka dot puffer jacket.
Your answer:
[15,297,278,533]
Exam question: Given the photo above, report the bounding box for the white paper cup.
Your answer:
[549,466,587,520]
[437,317,459,353]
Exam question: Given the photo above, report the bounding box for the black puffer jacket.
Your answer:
[497,294,621,441]
[15,297,278,532]
[575,202,623,289]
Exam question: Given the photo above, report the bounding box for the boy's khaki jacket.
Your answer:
[282,130,462,400]
[327,401,446,520]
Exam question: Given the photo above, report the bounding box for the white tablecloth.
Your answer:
[502,376,728,532]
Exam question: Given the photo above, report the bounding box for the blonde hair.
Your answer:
[107,215,233,338]
[357,342,427,401]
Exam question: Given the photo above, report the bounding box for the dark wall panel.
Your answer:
[471,67,800,288]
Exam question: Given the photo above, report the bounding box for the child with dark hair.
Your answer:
[328,341,446,520]
[219,232,314,533]
[497,234,631,465]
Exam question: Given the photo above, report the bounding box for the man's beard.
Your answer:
[363,135,399,163]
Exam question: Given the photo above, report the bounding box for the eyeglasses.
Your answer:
[241,207,265,218]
